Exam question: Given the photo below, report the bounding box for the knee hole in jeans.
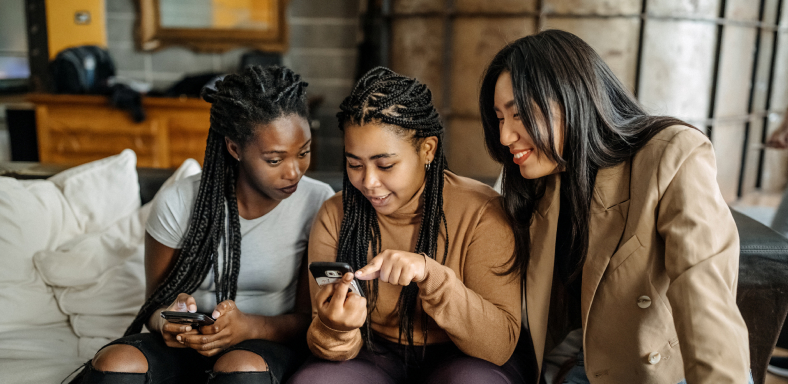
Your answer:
[92,344,148,373]
[214,350,268,373]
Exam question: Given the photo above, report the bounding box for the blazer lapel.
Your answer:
[526,173,561,373]
[581,161,631,338]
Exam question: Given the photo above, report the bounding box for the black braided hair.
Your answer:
[336,66,449,354]
[125,65,309,335]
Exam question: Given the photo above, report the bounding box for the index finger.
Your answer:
[355,256,384,280]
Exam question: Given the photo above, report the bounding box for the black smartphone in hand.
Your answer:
[308,261,365,297]
[160,311,215,327]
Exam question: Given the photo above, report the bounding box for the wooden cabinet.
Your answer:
[29,94,211,168]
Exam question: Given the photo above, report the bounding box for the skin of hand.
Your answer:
[178,300,253,357]
[355,250,428,286]
[315,272,368,332]
[766,117,788,149]
[157,293,200,349]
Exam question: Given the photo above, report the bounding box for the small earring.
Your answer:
[425,162,431,171]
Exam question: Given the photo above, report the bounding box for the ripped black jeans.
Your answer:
[77,333,305,384]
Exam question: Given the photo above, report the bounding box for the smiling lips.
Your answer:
[511,149,532,165]
[367,193,392,207]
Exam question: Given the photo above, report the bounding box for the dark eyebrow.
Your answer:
[261,139,312,155]
[344,152,397,160]
[493,99,516,112]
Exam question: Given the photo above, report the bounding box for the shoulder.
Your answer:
[443,171,502,207]
[442,171,505,221]
[632,124,717,193]
[295,176,336,202]
[636,125,710,164]
[152,173,202,211]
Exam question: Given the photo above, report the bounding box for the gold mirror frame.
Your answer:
[136,0,288,53]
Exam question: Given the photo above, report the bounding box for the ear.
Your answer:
[225,137,241,161]
[420,136,439,165]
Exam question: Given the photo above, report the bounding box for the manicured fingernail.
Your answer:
[177,302,186,310]
[185,326,191,332]
[189,305,196,313]
[176,335,181,341]
[355,271,362,276]
[212,310,220,319]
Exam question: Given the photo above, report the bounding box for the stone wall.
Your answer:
[389,0,788,202]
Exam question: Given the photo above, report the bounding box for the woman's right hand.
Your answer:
[157,293,199,348]
[315,272,367,332]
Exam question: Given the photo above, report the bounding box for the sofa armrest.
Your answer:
[731,209,788,384]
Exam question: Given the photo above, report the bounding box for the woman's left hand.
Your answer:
[355,249,427,286]
[178,300,253,356]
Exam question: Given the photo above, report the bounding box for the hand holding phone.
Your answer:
[313,270,368,332]
[158,293,200,349]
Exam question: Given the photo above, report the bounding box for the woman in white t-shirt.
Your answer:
[73,65,334,384]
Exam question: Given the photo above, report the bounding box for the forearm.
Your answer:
[244,312,311,344]
[418,257,521,366]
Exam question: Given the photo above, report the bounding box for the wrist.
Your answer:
[415,252,429,283]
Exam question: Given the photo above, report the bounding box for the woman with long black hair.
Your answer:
[288,67,528,384]
[74,65,334,384]
[479,30,751,384]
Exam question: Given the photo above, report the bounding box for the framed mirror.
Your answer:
[136,0,288,52]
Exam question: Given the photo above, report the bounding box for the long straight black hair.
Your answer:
[479,30,690,280]
[336,67,448,352]
[125,65,309,335]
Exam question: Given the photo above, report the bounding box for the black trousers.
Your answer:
[78,332,306,384]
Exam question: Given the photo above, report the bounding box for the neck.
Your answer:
[234,166,280,220]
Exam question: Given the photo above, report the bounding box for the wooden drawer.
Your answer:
[30,94,211,169]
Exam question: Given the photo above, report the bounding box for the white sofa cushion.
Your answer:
[35,158,201,342]
[0,149,138,333]
[48,149,140,233]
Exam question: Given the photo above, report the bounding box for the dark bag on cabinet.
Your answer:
[50,45,116,94]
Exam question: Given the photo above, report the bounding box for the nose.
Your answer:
[362,167,381,191]
[284,159,301,181]
[499,118,520,147]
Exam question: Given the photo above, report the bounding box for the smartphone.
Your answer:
[308,261,365,297]
[160,311,215,327]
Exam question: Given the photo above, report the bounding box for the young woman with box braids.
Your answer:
[72,65,335,384]
[289,67,531,384]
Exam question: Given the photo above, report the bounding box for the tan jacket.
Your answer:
[526,126,750,383]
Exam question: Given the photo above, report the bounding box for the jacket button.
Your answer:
[648,352,661,365]
[637,295,652,309]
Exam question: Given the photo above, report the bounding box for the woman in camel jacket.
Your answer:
[478,30,750,384]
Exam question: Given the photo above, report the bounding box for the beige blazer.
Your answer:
[526,126,750,383]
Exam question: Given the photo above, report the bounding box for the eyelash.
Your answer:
[347,164,394,170]
[266,151,311,165]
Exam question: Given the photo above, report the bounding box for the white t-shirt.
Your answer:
[146,174,334,316]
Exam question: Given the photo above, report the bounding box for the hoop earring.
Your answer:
[426,162,431,171]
